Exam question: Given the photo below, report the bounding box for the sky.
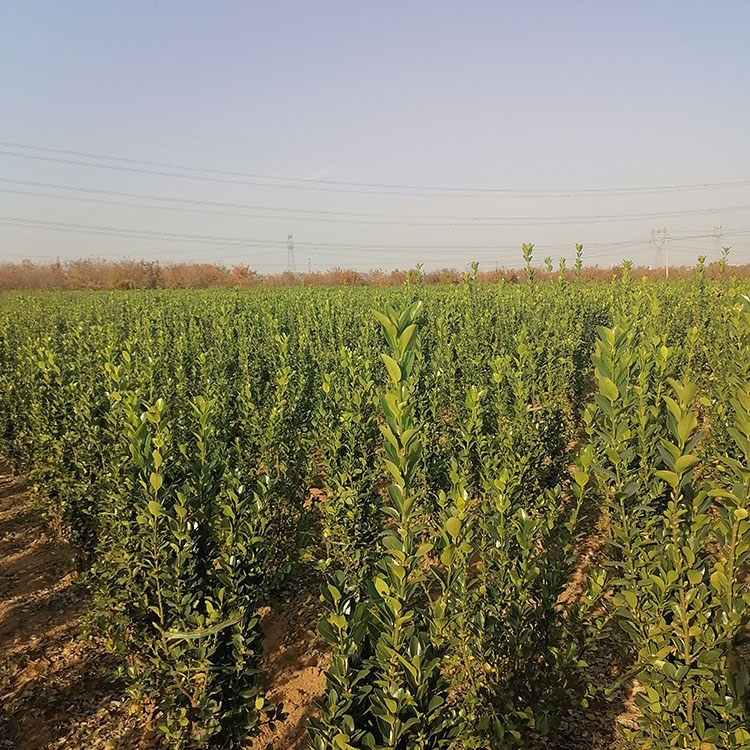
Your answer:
[1,1,749,273]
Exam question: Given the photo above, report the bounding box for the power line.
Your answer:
[3,214,747,258]
[2,142,750,197]
[0,177,492,220]
[2,183,749,226]
[0,215,520,253]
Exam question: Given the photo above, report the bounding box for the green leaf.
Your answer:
[440,547,454,567]
[326,584,342,606]
[372,310,397,349]
[330,613,347,629]
[710,569,728,593]
[445,516,461,540]
[655,470,680,488]
[165,613,242,641]
[398,300,423,329]
[598,375,619,401]
[687,569,703,585]
[384,459,403,482]
[147,500,163,517]
[380,353,402,383]
[150,472,163,492]
[675,453,699,474]
[374,577,389,598]
[677,412,698,445]
[398,324,418,354]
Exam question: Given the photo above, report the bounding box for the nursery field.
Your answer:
[1,268,749,749]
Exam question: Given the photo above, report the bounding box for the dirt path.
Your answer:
[248,606,328,750]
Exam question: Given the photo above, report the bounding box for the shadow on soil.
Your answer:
[1,650,124,749]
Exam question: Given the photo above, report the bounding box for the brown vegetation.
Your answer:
[0,258,745,291]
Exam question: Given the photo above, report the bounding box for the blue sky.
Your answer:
[1,1,749,272]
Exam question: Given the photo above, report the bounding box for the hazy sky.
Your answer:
[2,1,749,272]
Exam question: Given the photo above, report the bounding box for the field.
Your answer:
[1,268,749,749]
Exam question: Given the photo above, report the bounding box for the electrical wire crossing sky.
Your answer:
[2,1,749,273]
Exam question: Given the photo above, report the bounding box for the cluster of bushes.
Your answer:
[1,269,749,747]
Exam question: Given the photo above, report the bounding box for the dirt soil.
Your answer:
[0,461,636,749]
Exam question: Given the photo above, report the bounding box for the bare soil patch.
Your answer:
[248,604,329,750]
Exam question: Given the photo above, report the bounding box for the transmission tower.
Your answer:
[713,225,723,258]
[650,227,669,278]
[287,233,296,273]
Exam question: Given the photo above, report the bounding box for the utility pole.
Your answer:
[287,233,296,273]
